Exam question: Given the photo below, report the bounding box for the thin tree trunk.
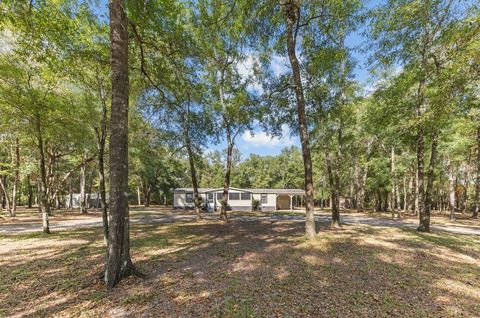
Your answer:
[11,138,20,216]
[145,187,151,207]
[0,177,10,215]
[80,155,87,214]
[383,190,389,212]
[416,126,426,231]
[421,134,438,231]
[462,168,469,214]
[136,185,141,206]
[185,133,201,221]
[27,175,33,208]
[96,74,109,243]
[448,159,456,221]
[284,1,315,238]
[69,180,73,210]
[142,180,151,207]
[473,125,480,219]
[105,0,138,290]
[357,161,368,212]
[407,173,414,212]
[220,137,233,220]
[391,147,400,218]
[326,152,340,227]
[35,114,50,234]
[182,105,202,221]
[414,165,419,215]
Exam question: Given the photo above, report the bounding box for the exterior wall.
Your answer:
[220,190,252,212]
[205,190,253,212]
[64,193,106,209]
[253,193,276,212]
[174,192,208,209]
[174,193,190,208]
[174,189,302,212]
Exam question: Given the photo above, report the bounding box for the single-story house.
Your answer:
[64,193,108,209]
[173,187,305,212]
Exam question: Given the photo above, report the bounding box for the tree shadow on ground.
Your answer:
[1,219,479,317]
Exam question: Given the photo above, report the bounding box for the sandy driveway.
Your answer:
[1,210,479,235]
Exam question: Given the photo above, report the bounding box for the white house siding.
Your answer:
[211,190,252,212]
[173,187,304,212]
[174,192,207,209]
[252,193,276,212]
[174,193,190,208]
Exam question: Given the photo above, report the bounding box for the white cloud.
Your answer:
[237,54,256,79]
[237,53,263,93]
[241,125,296,148]
[270,54,290,77]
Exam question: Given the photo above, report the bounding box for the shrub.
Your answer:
[251,199,261,211]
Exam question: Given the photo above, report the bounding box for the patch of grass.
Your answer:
[1,210,479,317]
[88,291,106,302]
[11,268,35,280]
[132,234,169,249]
[58,277,81,291]
[121,292,155,305]
[216,298,256,318]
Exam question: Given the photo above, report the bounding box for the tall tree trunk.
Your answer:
[416,126,426,231]
[414,165,419,215]
[142,180,151,207]
[0,177,10,216]
[136,185,141,206]
[407,173,414,212]
[11,138,20,217]
[284,1,315,238]
[105,0,138,290]
[390,147,400,218]
[80,155,88,214]
[353,160,360,210]
[357,161,368,212]
[220,136,233,220]
[27,175,33,208]
[473,125,480,219]
[326,152,340,227]
[448,159,456,221]
[376,190,382,212]
[96,75,109,243]
[145,187,151,207]
[421,134,438,231]
[69,179,73,210]
[185,133,201,221]
[383,190,389,212]
[462,168,469,214]
[35,114,50,234]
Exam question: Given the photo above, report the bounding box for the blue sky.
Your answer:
[214,1,381,159]
[93,0,381,159]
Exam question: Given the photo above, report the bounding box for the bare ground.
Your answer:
[1,207,479,236]
[1,208,479,317]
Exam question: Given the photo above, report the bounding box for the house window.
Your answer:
[208,193,213,202]
[229,192,240,200]
[261,194,268,204]
[216,193,223,201]
[241,193,251,200]
[186,192,193,203]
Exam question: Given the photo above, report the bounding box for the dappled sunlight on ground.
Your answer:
[0,213,479,317]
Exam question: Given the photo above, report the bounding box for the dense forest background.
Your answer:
[0,0,478,221]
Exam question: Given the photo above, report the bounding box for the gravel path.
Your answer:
[1,212,479,235]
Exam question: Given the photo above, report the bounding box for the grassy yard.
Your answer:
[1,215,479,317]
